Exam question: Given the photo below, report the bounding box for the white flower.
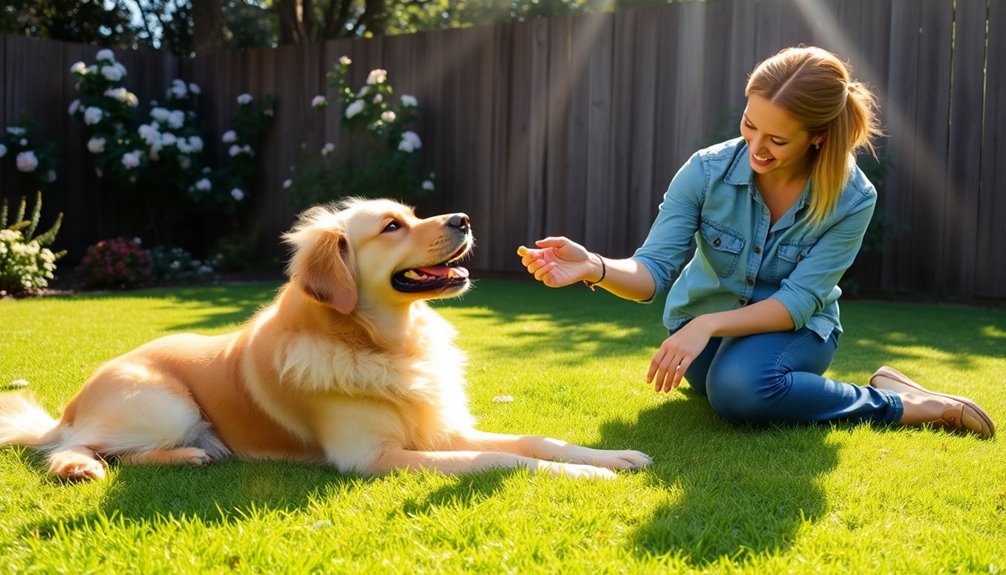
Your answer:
[358,86,371,97]
[197,265,213,275]
[189,83,201,95]
[401,94,418,107]
[46,170,56,183]
[15,151,38,172]
[366,69,388,85]
[242,145,254,156]
[345,100,365,119]
[167,110,185,129]
[188,136,204,152]
[83,107,104,125]
[282,179,292,189]
[381,111,396,123]
[138,124,160,145]
[228,145,242,157]
[237,93,253,105]
[311,95,328,108]
[0,144,6,158]
[339,56,352,66]
[87,137,106,154]
[0,229,20,242]
[222,130,237,143]
[170,79,188,98]
[150,107,170,123]
[6,127,25,136]
[321,143,335,156]
[398,131,422,153]
[95,49,115,62]
[19,139,26,146]
[70,61,87,74]
[122,150,142,169]
[101,65,123,82]
[68,99,80,116]
[125,92,139,107]
[195,178,212,191]
[422,179,435,191]
[230,188,245,201]
[160,132,177,147]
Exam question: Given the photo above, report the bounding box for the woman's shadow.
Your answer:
[597,389,839,566]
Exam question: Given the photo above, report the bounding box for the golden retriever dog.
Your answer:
[0,198,651,481]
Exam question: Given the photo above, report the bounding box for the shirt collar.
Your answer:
[728,139,812,229]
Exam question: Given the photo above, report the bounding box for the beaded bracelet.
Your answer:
[583,252,606,291]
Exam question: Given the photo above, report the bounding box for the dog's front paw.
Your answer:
[539,461,618,480]
[588,449,653,470]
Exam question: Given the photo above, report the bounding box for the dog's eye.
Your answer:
[382,220,402,233]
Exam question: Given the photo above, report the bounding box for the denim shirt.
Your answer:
[632,137,877,340]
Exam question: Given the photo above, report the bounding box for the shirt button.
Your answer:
[738,298,748,306]
[746,277,755,286]
[754,246,762,254]
[713,238,722,247]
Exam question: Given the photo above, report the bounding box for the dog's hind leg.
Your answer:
[118,447,212,466]
[48,445,107,481]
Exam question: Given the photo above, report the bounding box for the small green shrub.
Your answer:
[0,193,65,297]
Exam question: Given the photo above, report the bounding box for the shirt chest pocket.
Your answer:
[769,240,816,282]
[698,220,745,277]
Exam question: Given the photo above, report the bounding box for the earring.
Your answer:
[814,143,821,150]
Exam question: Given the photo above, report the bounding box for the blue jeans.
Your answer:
[683,328,903,425]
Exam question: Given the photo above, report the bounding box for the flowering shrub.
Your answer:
[0,120,58,192]
[0,193,65,297]
[148,245,218,283]
[77,237,152,290]
[68,49,274,244]
[286,56,436,209]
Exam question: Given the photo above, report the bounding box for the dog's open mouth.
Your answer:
[392,245,471,293]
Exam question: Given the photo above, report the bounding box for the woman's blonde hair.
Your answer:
[745,46,882,224]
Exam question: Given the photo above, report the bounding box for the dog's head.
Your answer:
[283,198,473,314]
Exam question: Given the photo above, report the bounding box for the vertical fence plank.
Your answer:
[977,0,1005,297]
[943,0,987,297]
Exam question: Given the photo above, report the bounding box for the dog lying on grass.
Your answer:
[0,198,651,481]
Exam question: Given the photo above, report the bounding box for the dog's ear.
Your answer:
[297,228,358,314]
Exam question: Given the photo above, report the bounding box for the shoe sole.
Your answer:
[870,366,996,439]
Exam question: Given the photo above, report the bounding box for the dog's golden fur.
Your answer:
[0,199,650,481]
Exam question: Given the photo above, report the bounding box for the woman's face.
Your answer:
[740,94,819,178]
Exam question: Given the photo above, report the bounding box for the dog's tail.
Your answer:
[0,392,61,448]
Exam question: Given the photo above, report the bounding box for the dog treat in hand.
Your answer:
[517,245,529,257]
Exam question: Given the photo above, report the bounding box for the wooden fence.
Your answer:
[1,0,1003,299]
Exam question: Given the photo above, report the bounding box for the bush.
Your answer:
[148,245,217,283]
[0,120,58,193]
[0,193,65,297]
[77,237,152,290]
[68,49,273,246]
[286,56,436,209]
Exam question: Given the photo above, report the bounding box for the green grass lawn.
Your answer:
[1,278,1004,574]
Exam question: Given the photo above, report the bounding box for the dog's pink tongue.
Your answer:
[417,265,469,279]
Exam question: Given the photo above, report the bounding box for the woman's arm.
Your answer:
[519,240,656,302]
[647,298,794,393]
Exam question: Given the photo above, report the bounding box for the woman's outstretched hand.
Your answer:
[517,237,596,288]
[647,317,712,393]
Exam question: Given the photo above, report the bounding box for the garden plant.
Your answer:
[286,56,436,209]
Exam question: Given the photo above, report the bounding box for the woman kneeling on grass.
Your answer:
[519,46,995,438]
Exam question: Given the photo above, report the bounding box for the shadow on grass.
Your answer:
[598,394,839,566]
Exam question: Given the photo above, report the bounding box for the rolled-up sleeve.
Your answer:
[771,190,876,329]
[632,153,705,302]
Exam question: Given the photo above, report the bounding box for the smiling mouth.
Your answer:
[751,152,774,164]
[391,243,472,293]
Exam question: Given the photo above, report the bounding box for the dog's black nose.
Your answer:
[448,214,470,232]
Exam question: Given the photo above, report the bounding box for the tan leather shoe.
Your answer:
[870,366,996,439]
